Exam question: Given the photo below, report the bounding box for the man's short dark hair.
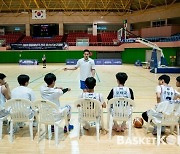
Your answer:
[83,49,90,54]
[176,76,180,82]
[158,74,170,84]
[44,73,56,85]
[116,72,128,85]
[17,74,30,86]
[85,77,96,89]
[0,73,6,80]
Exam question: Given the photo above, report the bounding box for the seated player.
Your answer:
[0,73,11,126]
[0,73,11,109]
[11,74,36,129]
[176,76,180,91]
[107,72,134,132]
[142,75,180,135]
[40,73,73,132]
[78,77,106,130]
[11,74,35,101]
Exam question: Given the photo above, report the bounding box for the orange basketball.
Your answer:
[133,117,144,128]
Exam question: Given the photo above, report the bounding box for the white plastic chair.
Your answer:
[108,97,134,139]
[146,100,180,134]
[146,113,153,134]
[5,99,34,142]
[75,98,103,141]
[33,100,67,145]
[0,109,9,140]
[153,113,180,146]
[151,101,180,146]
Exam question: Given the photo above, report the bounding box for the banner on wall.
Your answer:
[10,43,68,50]
[32,9,46,19]
[19,59,38,65]
[66,59,122,65]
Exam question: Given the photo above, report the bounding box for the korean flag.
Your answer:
[32,9,46,19]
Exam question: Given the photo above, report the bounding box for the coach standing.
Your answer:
[63,49,95,92]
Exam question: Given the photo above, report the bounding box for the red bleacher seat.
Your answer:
[0,33,23,44]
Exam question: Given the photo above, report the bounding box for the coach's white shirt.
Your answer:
[40,85,63,107]
[75,58,95,81]
[11,86,35,101]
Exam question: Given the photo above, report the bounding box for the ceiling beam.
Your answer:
[21,0,30,12]
[33,0,40,8]
[0,4,4,13]
[124,0,133,12]
[138,0,142,10]
[86,0,92,11]
[1,0,12,12]
[0,7,141,11]
[47,0,52,8]
[0,0,179,13]
[59,0,67,10]
[144,0,152,10]
[120,0,126,10]
[80,0,87,9]
[170,0,177,5]
[40,0,48,9]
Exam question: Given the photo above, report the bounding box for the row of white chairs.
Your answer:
[0,99,69,145]
[74,97,134,141]
[0,98,179,146]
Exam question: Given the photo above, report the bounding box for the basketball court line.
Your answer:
[29,66,63,84]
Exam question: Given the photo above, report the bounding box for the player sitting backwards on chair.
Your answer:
[142,74,180,135]
[107,72,134,132]
[77,77,106,130]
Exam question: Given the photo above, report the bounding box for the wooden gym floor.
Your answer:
[0,63,179,154]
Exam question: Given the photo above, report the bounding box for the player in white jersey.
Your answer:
[40,73,73,132]
[107,72,134,132]
[81,92,103,103]
[11,74,35,101]
[113,86,131,98]
[78,77,106,130]
[174,76,180,103]
[175,76,180,124]
[0,73,11,109]
[79,77,106,107]
[63,49,95,92]
[176,76,180,93]
[142,75,180,135]
[156,85,175,102]
[11,74,35,129]
[156,75,178,103]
